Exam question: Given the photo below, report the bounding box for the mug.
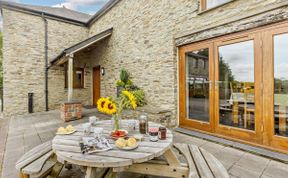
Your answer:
[89,116,99,125]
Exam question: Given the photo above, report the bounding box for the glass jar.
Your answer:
[158,127,167,140]
[139,114,148,134]
[111,115,122,131]
[128,120,137,134]
[149,128,158,142]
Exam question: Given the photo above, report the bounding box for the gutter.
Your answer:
[42,13,49,112]
[0,2,88,26]
[0,0,121,27]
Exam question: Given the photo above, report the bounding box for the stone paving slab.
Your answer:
[0,109,288,178]
[176,127,288,162]
[0,118,9,177]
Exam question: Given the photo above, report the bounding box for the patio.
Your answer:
[0,109,287,178]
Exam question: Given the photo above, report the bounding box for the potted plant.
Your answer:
[116,69,133,96]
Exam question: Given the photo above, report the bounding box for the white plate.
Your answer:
[117,142,139,150]
[56,129,76,135]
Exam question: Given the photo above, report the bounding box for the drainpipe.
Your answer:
[42,13,49,111]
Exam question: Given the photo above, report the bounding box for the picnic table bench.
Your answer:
[15,141,63,178]
[53,120,229,178]
[16,120,229,178]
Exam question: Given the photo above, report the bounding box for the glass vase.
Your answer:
[112,114,122,131]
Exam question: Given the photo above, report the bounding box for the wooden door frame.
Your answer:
[214,33,263,144]
[179,42,215,132]
[93,66,101,106]
[262,24,288,151]
[178,20,288,153]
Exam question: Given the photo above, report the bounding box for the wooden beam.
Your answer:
[123,163,189,178]
[68,54,74,102]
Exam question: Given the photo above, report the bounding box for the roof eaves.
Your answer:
[50,28,113,65]
[87,0,121,27]
[0,2,87,26]
[65,28,113,54]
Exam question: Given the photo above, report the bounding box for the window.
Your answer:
[65,67,84,88]
[200,0,231,11]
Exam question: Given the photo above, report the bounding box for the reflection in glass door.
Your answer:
[274,33,288,137]
[218,40,255,131]
[186,49,210,122]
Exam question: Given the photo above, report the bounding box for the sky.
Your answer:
[0,0,110,30]
[219,40,255,82]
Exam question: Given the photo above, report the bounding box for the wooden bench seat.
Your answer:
[16,141,63,178]
[120,143,229,178]
[174,143,229,178]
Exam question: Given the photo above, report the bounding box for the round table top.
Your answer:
[52,120,173,168]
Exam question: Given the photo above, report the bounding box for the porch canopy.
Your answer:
[50,28,113,102]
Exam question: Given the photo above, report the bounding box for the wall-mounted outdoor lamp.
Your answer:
[101,67,105,76]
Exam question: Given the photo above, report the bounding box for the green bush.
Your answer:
[131,89,146,107]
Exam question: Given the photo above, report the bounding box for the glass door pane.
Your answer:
[274,33,288,137]
[186,48,210,122]
[206,0,231,9]
[218,40,255,131]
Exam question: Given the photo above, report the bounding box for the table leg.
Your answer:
[163,148,181,167]
[85,167,97,178]
[104,168,117,178]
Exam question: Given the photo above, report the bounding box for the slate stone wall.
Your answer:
[2,9,88,116]
[3,0,288,123]
[88,0,288,126]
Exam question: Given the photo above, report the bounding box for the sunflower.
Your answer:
[122,90,137,109]
[104,101,117,115]
[130,100,137,109]
[97,97,109,113]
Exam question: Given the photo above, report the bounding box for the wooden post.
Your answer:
[68,54,74,102]
[232,101,239,125]
[279,105,287,134]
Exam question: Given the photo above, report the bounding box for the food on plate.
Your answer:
[115,138,127,148]
[66,125,74,132]
[57,125,75,134]
[127,137,137,147]
[57,127,66,134]
[115,137,138,149]
[110,130,127,138]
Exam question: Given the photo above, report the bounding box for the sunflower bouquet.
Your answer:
[97,90,138,130]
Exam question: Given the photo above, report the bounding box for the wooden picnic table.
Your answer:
[52,120,175,178]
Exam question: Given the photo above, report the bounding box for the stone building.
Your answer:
[1,0,288,153]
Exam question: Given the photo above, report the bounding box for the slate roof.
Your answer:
[0,1,92,24]
[0,0,121,26]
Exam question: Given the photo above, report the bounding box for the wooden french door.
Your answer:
[214,33,263,144]
[179,21,288,153]
[179,42,215,132]
[93,66,101,106]
[262,23,288,151]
